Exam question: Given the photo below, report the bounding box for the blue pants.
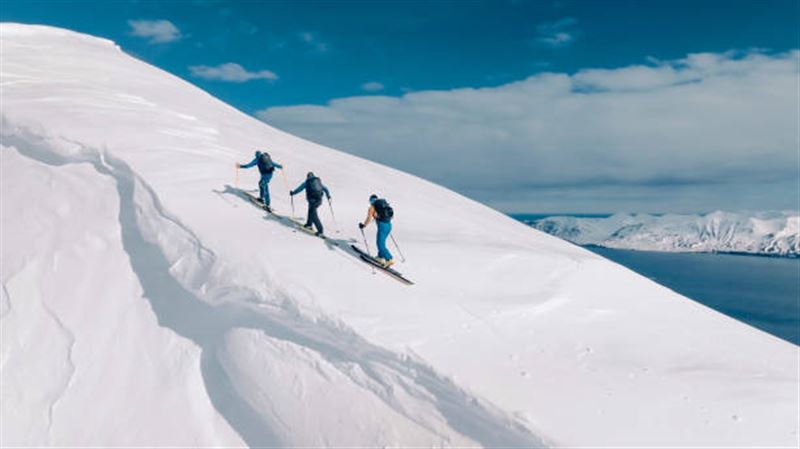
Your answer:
[376,221,393,260]
[259,174,273,206]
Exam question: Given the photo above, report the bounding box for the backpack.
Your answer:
[257,152,274,174]
[373,198,394,222]
[307,176,324,200]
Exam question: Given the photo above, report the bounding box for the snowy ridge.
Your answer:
[2,124,540,446]
[530,211,800,256]
[2,24,798,447]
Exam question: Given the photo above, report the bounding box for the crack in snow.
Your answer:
[0,274,75,444]
[38,292,76,440]
[0,283,12,320]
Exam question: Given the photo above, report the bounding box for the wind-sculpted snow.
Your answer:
[1,23,798,447]
[2,130,545,446]
[530,211,800,256]
[1,145,243,446]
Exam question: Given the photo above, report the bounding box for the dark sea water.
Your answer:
[509,214,800,345]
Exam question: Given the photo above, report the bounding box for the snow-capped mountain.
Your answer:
[2,24,797,447]
[530,211,799,256]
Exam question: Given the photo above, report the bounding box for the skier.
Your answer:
[359,194,394,267]
[290,172,331,237]
[238,150,283,212]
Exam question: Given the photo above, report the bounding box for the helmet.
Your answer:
[307,171,315,178]
[369,194,378,204]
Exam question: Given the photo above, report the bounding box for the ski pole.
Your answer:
[360,227,372,254]
[390,234,406,262]
[280,169,295,216]
[327,197,339,232]
[360,227,375,273]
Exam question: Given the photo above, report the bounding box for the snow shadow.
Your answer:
[216,184,370,265]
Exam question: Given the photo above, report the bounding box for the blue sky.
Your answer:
[2,0,799,213]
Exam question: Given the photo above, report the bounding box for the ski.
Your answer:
[350,245,414,285]
[242,191,270,211]
[287,217,331,242]
[237,190,331,242]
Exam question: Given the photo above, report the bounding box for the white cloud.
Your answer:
[189,63,278,82]
[536,17,579,48]
[256,50,800,212]
[128,19,182,44]
[298,31,330,52]
[361,81,385,92]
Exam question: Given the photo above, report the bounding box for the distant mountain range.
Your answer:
[527,211,799,257]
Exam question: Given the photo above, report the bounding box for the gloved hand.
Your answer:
[358,222,365,229]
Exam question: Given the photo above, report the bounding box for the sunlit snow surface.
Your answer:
[1,24,797,447]
[531,211,799,256]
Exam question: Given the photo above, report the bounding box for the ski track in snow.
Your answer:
[3,124,549,448]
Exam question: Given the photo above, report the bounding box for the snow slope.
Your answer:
[530,211,800,256]
[1,24,797,447]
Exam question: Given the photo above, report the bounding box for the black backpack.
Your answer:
[307,176,324,200]
[257,152,274,174]
[373,198,394,222]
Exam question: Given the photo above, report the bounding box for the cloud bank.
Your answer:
[257,50,799,212]
[189,63,278,82]
[128,19,182,44]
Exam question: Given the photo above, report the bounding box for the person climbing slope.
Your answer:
[238,150,282,212]
[359,194,394,267]
[290,172,331,237]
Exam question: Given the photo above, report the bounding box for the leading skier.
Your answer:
[238,150,283,212]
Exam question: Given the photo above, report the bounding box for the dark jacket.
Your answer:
[291,178,331,202]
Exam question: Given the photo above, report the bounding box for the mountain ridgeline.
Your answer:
[528,211,799,257]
